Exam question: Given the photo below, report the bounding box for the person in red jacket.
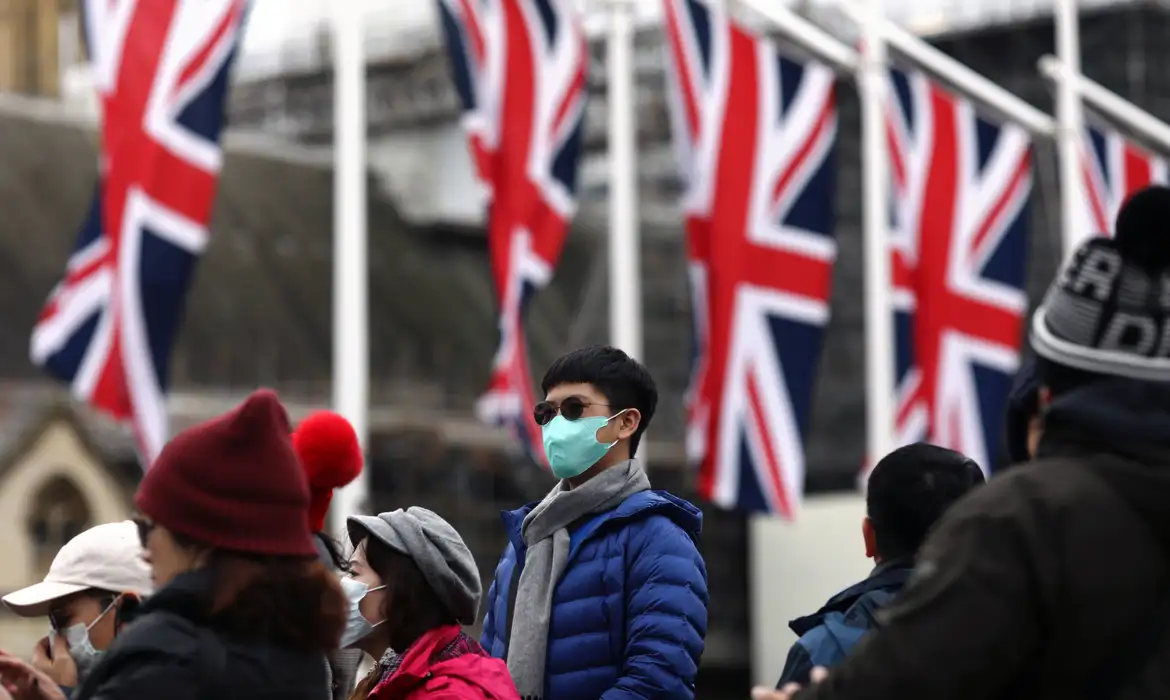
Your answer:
[344,508,519,700]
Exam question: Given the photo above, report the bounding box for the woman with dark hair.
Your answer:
[73,390,348,700]
[344,508,518,700]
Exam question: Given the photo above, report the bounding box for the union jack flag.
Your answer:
[437,0,587,465]
[882,68,1032,477]
[664,0,838,516]
[1077,121,1168,249]
[30,0,248,463]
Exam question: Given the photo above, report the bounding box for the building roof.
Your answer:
[0,97,496,408]
[0,91,702,445]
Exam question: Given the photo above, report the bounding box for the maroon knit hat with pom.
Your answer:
[292,411,363,533]
[136,389,316,557]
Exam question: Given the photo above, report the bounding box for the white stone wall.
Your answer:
[749,493,872,687]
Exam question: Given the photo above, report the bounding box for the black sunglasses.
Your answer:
[132,517,155,548]
[533,397,609,426]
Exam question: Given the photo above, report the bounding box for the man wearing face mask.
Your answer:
[480,345,710,700]
[0,521,151,699]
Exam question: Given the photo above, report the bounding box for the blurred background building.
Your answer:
[0,0,1165,692]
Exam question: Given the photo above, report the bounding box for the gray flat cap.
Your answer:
[348,507,481,625]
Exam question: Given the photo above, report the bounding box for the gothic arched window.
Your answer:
[27,476,92,577]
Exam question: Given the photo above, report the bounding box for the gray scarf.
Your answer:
[506,459,651,699]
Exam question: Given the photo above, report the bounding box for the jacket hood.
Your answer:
[1039,379,1170,550]
[788,560,913,636]
[1003,358,1041,467]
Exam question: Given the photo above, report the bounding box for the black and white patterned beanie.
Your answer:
[1031,185,1170,381]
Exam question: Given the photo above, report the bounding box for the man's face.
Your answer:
[1026,414,1043,459]
[543,383,622,444]
[139,519,206,589]
[48,592,118,650]
[1028,387,1051,459]
[545,381,613,426]
[539,382,643,482]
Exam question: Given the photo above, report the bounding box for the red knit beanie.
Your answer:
[135,389,316,557]
[292,411,363,533]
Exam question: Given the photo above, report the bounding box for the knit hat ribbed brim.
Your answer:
[1031,186,1170,382]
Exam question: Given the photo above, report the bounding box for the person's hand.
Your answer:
[0,649,68,700]
[750,667,829,699]
[31,636,76,689]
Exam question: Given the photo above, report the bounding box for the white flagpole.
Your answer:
[606,0,645,459]
[858,0,895,469]
[607,0,642,362]
[330,2,370,539]
[1054,0,1085,256]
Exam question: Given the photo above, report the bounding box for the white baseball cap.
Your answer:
[2,521,153,617]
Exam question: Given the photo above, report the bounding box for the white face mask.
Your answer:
[50,596,119,678]
[339,577,386,649]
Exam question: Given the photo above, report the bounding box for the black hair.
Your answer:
[109,592,142,629]
[866,443,986,560]
[1035,355,1107,398]
[314,532,351,574]
[540,345,658,457]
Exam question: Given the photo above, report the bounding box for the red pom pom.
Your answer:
[292,411,363,489]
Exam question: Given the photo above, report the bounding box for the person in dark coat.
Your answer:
[292,410,368,700]
[480,346,708,700]
[775,444,984,687]
[760,186,1170,700]
[73,389,347,700]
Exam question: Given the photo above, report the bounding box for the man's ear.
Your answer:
[862,517,878,559]
[616,408,641,440]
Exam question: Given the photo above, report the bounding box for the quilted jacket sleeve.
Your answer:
[600,515,709,700]
[480,576,500,651]
[480,543,513,654]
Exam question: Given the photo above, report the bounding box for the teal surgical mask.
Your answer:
[542,410,627,479]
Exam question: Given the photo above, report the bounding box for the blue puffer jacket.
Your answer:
[480,489,709,700]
